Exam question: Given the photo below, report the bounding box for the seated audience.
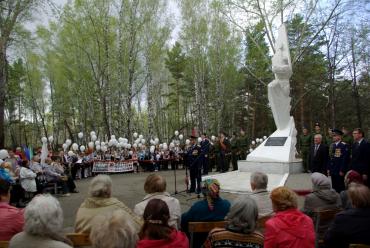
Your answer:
[0,162,14,184]
[137,199,188,248]
[0,178,24,241]
[203,196,264,248]
[302,172,341,239]
[19,160,37,196]
[249,171,273,217]
[264,186,315,248]
[51,156,78,193]
[90,210,138,248]
[43,158,70,196]
[324,183,370,248]
[75,174,141,233]
[340,170,363,209]
[9,194,73,248]
[181,179,230,248]
[134,174,181,229]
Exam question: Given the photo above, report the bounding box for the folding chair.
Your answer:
[313,208,341,248]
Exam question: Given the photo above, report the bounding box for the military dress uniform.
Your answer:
[328,141,349,193]
[299,133,312,172]
[186,143,202,193]
[238,134,249,160]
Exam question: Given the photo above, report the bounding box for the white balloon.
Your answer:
[178,134,183,140]
[141,139,146,144]
[133,132,138,138]
[198,137,202,143]
[101,142,106,147]
[123,138,128,144]
[174,130,179,136]
[139,134,143,139]
[117,143,122,148]
[110,135,115,139]
[251,141,256,145]
[156,154,161,160]
[113,139,118,146]
[48,136,54,143]
[129,151,133,155]
[133,143,137,148]
[185,139,190,145]
[150,146,155,153]
[138,143,142,148]
[91,135,97,141]
[0,149,9,159]
[66,139,72,146]
[41,137,47,143]
[127,144,131,149]
[135,139,140,144]
[263,136,267,140]
[169,142,175,148]
[154,138,159,144]
[80,145,86,152]
[101,146,108,152]
[72,143,78,151]
[96,145,101,151]
[159,144,163,149]
[118,137,124,143]
[67,151,75,157]
[88,142,94,149]
[78,132,83,139]
[163,144,168,151]
[108,140,113,147]
[249,148,254,153]
[62,143,68,150]
[90,131,96,137]
[211,135,216,141]
[95,140,100,146]
[150,139,155,145]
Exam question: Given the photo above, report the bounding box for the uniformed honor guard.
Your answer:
[328,129,349,193]
[187,134,202,193]
[200,133,210,175]
[312,122,327,145]
[299,126,312,172]
[238,129,249,160]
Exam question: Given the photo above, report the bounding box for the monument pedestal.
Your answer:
[238,160,303,174]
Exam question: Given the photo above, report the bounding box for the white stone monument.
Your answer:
[203,24,302,193]
[238,24,303,174]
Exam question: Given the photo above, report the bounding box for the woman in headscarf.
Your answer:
[302,172,341,240]
[340,170,363,209]
[181,179,230,248]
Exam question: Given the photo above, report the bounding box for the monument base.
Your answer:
[238,159,303,174]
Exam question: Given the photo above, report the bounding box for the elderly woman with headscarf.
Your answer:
[203,196,264,248]
[340,170,363,209]
[181,179,230,248]
[75,174,142,233]
[302,172,341,240]
[264,186,315,248]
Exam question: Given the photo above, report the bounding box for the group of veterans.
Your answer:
[299,124,369,193]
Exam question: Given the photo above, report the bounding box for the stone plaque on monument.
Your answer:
[265,137,287,146]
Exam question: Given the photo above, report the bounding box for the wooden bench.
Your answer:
[313,208,342,248]
[188,221,227,248]
[0,241,9,248]
[66,233,91,247]
[350,245,370,248]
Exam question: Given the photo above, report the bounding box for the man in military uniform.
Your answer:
[328,129,349,193]
[238,129,249,160]
[230,132,239,171]
[312,122,326,144]
[186,135,202,193]
[299,126,312,173]
[200,133,210,175]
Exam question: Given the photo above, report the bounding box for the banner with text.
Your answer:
[93,161,134,173]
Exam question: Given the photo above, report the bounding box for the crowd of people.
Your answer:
[0,170,369,248]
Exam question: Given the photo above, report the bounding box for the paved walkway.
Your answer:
[59,170,312,230]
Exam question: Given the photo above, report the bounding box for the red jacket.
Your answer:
[137,229,189,248]
[264,208,315,248]
[0,202,24,241]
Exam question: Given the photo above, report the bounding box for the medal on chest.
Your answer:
[334,148,341,158]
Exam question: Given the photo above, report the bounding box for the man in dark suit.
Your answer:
[350,128,370,185]
[309,133,329,174]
